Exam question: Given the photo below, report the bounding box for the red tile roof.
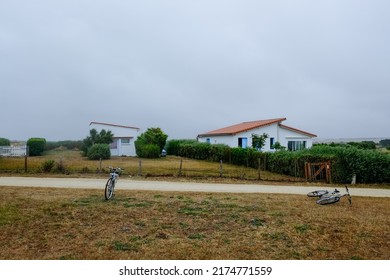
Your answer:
[198,118,287,137]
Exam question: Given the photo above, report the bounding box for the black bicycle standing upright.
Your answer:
[105,167,122,200]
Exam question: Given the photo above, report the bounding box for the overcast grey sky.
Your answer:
[1,0,389,141]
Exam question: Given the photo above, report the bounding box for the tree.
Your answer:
[135,127,168,158]
[251,133,268,151]
[81,129,113,157]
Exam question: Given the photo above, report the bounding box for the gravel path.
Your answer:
[0,176,389,197]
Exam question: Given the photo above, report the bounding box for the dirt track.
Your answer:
[0,176,389,197]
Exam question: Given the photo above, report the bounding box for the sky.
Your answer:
[1,0,389,141]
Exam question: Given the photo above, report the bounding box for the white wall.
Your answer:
[279,126,314,150]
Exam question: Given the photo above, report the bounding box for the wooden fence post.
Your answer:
[24,154,28,173]
[219,160,223,177]
[258,158,261,180]
[178,159,183,176]
[24,145,29,173]
[138,160,142,176]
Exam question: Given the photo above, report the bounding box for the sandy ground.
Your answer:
[0,176,389,197]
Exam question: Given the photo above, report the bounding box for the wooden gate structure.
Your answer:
[304,161,331,183]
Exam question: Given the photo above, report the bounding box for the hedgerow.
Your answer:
[166,140,390,183]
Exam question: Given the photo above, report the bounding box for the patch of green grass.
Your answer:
[295,224,311,234]
[267,232,288,241]
[124,201,152,208]
[188,233,205,240]
[113,241,138,252]
[0,206,20,225]
[178,206,208,216]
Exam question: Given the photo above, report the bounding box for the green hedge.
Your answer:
[168,140,390,183]
[27,138,46,156]
[169,140,264,168]
[267,146,390,183]
[135,142,161,158]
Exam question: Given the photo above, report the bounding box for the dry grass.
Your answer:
[0,150,301,182]
[0,186,388,260]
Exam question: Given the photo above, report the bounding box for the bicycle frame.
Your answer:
[309,186,352,205]
[105,167,122,200]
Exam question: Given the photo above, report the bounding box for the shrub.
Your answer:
[41,159,55,172]
[27,138,46,156]
[87,144,110,160]
[0,138,10,146]
[135,142,160,158]
[165,139,197,155]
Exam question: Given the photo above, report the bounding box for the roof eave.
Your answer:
[279,124,317,138]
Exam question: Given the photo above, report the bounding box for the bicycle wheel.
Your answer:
[307,190,328,197]
[316,196,340,205]
[105,178,114,200]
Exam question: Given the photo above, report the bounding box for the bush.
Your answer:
[27,138,46,156]
[135,142,160,158]
[165,139,197,155]
[87,144,110,160]
[0,138,10,146]
[41,159,55,172]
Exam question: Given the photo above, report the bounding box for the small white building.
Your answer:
[197,118,317,152]
[89,122,140,156]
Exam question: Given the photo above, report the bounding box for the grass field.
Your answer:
[0,186,389,260]
[1,150,389,260]
[0,149,303,182]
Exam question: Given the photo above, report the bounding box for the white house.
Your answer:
[197,118,317,152]
[89,122,140,156]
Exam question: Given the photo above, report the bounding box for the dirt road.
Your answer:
[0,176,389,197]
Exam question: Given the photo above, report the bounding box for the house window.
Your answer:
[110,139,118,149]
[287,141,306,151]
[206,138,211,144]
[270,137,274,149]
[238,137,248,148]
[121,138,130,144]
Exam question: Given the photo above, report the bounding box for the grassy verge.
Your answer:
[0,150,303,182]
[0,187,388,260]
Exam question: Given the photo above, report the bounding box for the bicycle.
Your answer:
[307,185,352,205]
[105,167,123,200]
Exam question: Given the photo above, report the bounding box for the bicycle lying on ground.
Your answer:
[105,167,123,200]
[307,185,352,205]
